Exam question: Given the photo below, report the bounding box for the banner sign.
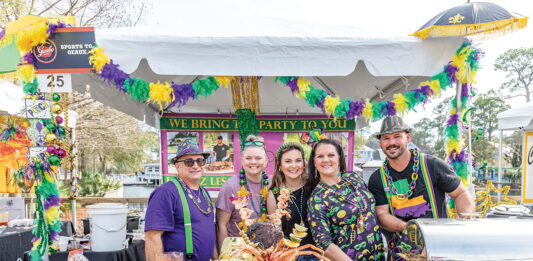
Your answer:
[25,99,51,119]
[37,73,72,93]
[33,27,95,73]
[161,114,355,190]
[523,132,533,205]
[161,116,355,132]
[162,174,232,185]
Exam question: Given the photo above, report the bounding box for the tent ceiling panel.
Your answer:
[497,102,533,130]
[69,22,464,128]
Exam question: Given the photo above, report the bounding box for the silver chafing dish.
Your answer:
[404,218,533,261]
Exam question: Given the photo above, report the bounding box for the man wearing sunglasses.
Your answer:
[145,139,217,261]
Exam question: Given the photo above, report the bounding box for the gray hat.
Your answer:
[375,116,412,139]
[170,139,210,164]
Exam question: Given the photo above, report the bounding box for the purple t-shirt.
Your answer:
[145,179,215,261]
[215,174,272,237]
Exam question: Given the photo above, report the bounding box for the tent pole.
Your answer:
[467,66,473,187]
[72,199,76,234]
[498,129,503,201]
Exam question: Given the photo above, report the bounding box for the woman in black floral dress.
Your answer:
[306,139,385,260]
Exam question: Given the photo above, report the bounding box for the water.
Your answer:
[120,184,219,198]
[122,185,156,198]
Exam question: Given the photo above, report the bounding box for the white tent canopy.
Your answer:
[495,102,533,202]
[0,79,25,115]
[497,102,533,130]
[71,14,464,127]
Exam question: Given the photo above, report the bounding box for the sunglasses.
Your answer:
[244,141,264,147]
[176,158,206,167]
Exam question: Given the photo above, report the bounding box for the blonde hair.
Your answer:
[242,134,266,157]
[245,135,264,142]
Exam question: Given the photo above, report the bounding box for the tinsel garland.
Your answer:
[235,109,258,149]
[30,187,49,261]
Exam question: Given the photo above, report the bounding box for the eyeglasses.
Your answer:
[244,141,264,147]
[176,158,206,167]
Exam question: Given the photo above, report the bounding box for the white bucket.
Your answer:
[86,204,129,252]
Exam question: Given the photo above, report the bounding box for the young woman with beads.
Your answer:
[266,142,318,261]
[306,139,385,261]
[216,135,272,250]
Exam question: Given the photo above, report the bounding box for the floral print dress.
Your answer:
[308,172,385,260]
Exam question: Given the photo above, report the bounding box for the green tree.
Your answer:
[429,97,454,159]
[1,0,147,28]
[472,137,497,166]
[0,0,28,27]
[410,118,434,151]
[77,169,121,197]
[354,127,370,155]
[494,47,533,102]
[504,130,523,168]
[471,89,510,141]
[74,97,159,175]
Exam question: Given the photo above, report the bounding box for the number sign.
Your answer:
[37,73,72,93]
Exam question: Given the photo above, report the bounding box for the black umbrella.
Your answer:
[412,2,527,39]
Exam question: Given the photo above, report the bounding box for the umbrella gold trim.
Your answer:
[411,16,528,40]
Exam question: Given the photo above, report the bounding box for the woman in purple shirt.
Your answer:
[145,140,216,261]
[216,135,272,249]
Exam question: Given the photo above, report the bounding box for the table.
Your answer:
[23,240,146,261]
[0,226,34,261]
[0,221,74,261]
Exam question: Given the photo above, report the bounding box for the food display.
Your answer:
[206,161,233,172]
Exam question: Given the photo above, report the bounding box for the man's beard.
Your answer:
[384,144,405,160]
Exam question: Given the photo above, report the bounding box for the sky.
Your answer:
[148,0,533,133]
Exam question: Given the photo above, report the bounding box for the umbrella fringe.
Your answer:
[411,16,528,40]
[0,16,76,49]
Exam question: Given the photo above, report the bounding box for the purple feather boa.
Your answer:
[446,114,459,126]
[50,231,59,241]
[286,78,299,93]
[316,96,326,109]
[170,83,195,108]
[385,101,396,116]
[44,195,61,210]
[99,60,129,90]
[461,83,469,98]
[445,63,459,84]
[347,100,365,119]
[47,22,66,38]
[420,85,433,97]
[20,52,34,65]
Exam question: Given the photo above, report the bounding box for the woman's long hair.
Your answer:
[269,143,308,193]
[304,139,346,195]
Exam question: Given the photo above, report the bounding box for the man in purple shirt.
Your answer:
[145,139,216,261]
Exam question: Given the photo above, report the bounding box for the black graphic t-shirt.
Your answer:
[213,144,229,161]
[368,154,461,222]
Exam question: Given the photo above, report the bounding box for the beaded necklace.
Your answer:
[382,149,420,199]
[288,186,305,227]
[239,169,269,216]
[176,177,213,215]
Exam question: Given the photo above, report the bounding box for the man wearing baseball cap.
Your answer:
[213,135,230,162]
[368,116,474,260]
[145,139,216,261]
